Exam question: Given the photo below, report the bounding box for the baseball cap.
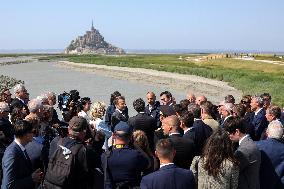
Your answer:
[114,121,132,135]
[69,116,88,132]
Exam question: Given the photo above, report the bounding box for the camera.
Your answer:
[58,90,80,111]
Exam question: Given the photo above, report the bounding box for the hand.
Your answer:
[31,168,43,183]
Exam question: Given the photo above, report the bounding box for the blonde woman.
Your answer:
[90,102,112,149]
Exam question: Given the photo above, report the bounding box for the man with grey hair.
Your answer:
[220,102,234,126]
[25,99,44,123]
[0,102,14,145]
[257,120,284,188]
[44,91,60,125]
[10,84,29,113]
[45,92,56,106]
[250,95,268,140]
[36,94,49,105]
[265,105,284,125]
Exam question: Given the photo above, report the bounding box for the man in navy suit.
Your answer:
[111,96,129,131]
[188,103,213,155]
[179,111,195,140]
[1,120,43,189]
[128,98,157,151]
[257,120,284,188]
[250,95,268,140]
[140,138,195,189]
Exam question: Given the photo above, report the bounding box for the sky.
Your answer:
[0,0,284,52]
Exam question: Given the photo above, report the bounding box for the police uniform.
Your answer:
[102,122,149,189]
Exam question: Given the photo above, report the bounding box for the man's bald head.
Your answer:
[146,91,156,105]
[162,115,180,135]
[196,95,207,105]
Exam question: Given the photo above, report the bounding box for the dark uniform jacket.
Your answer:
[101,146,148,189]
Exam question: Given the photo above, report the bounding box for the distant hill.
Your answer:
[64,22,125,55]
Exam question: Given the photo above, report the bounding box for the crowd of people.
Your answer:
[0,84,283,189]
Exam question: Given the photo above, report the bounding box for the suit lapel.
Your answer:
[14,142,32,170]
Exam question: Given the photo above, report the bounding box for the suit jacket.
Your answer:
[140,164,195,189]
[145,101,161,128]
[105,105,128,128]
[251,108,268,141]
[192,120,213,156]
[128,113,157,151]
[25,137,49,171]
[235,136,261,189]
[183,128,195,139]
[257,138,284,188]
[110,109,129,132]
[0,118,14,146]
[9,98,28,114]
[169,134,195,169]
[1,141,34,189]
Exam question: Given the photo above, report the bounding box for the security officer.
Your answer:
[102,121,149,189]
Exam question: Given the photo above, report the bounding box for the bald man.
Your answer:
[162,115,195,169]
[195,95,207,106]
[145,92,161,127]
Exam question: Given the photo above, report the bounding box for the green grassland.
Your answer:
[254,54,284,62]
[64,54,284,106]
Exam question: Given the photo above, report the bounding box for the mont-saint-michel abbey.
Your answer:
[64,21,125,55]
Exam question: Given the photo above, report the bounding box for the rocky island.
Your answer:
[64,21,125,55]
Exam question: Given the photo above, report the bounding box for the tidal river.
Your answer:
[0,60,185,116]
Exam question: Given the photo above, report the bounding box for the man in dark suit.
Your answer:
[179,111,195,140]
[145,92,160,128]
[162,115,195,169]
[224,117,261,189]
[250,96,268,140]
[188,103,213,155]
[128,98,157,151]
[111,96,129,132]
[140,138,195,189]
[256,120,284,188]
[9,84,29,114]
[1,120,43,189]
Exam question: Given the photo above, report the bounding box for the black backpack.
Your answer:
[44,138,83,188]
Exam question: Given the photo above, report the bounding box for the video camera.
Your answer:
[58,90,80,111]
